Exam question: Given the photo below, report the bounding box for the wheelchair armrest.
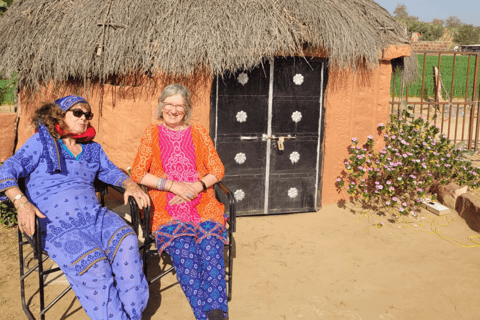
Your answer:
[215,181,236,233]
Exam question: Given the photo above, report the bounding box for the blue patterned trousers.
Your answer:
[164,235,228,320]
[54,233,149,319]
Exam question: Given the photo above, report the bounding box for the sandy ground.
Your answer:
[1,201,480,320]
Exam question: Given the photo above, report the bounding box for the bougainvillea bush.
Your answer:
[338,107,480,216]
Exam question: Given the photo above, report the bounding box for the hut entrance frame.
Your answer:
[210,57,327,216]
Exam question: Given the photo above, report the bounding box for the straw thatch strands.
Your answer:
[0,0,407,89]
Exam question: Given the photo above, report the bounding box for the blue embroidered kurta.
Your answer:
[0,133,148,319]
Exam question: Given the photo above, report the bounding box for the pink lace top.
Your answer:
[158,125,202,224]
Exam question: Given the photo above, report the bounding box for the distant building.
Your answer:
[460,45,480,53]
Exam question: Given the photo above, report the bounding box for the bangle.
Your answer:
[199,180,207,192]
[16,200,29,211]
[156,178,166,191]
[165,180,173,192]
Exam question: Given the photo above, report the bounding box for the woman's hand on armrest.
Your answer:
[122,179,151,209]
[17,202,46,237]
[5,187,46,236]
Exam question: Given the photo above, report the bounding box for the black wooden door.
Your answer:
[211,57,327,216]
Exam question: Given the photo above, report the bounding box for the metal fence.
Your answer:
[390,50,480,151]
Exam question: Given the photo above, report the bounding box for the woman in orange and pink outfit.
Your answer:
[131,84,227,320]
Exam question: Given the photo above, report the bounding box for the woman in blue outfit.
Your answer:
[0,96,150,320]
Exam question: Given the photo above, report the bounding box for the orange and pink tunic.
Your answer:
[131,124,226,253]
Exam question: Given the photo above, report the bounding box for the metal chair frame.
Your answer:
[18,179,138,320]
[17,179,236,319]
[140,181,237,301]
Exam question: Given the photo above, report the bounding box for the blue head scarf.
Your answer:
[37,95,89,174]
[54,95,89,112]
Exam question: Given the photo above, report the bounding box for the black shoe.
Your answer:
[207,309,225,320]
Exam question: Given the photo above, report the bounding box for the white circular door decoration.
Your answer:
[291,111,302,123]
[234,189,245,202]
[234,152,246,164]
[290,151,300,164]
[236,110,247,123]
[293,74,304,85]
[288,187,298,199]
[237,72,249,86]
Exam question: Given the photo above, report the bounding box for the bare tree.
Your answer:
[393,4,409,20]
[445,16,463,28]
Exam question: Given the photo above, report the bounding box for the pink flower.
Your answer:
[352,137,357,142]
[386,201,390,205]
[392,197,398,201]
[336,178,341,182]
[389,187,395,191]
[386,181,391,185]
[367,135,373,140]
[402,202,407,207]
[378,123,384,127]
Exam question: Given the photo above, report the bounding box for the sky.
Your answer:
[374,0,479,27]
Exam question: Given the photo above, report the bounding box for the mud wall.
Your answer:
[12,45,410,206]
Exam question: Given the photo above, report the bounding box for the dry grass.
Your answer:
[0,0,407,90]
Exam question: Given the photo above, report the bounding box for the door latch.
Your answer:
[277,137,285,151]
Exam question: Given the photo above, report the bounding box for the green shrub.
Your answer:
[0,200,17,227]
[338,106,480,216]
[453,25,480,46]
[401,19,445,41]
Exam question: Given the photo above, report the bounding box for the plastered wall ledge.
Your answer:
[379,44,411,61]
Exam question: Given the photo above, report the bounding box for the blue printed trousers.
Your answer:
[51,233,149,320]
[164,235,228,320]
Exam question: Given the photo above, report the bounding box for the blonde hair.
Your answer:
[154,84,192,124]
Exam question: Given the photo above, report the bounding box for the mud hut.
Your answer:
[0,0,411,215]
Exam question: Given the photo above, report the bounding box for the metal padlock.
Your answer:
[277,137,285,151]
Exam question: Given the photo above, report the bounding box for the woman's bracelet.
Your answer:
[199,180,207,192]
[156,178,167,191]
[165,180,173,191]
[16,200,30,211]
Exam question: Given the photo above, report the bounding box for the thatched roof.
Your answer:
[0,0,408,89]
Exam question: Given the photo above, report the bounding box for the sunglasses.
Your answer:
[69,109,94,120]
